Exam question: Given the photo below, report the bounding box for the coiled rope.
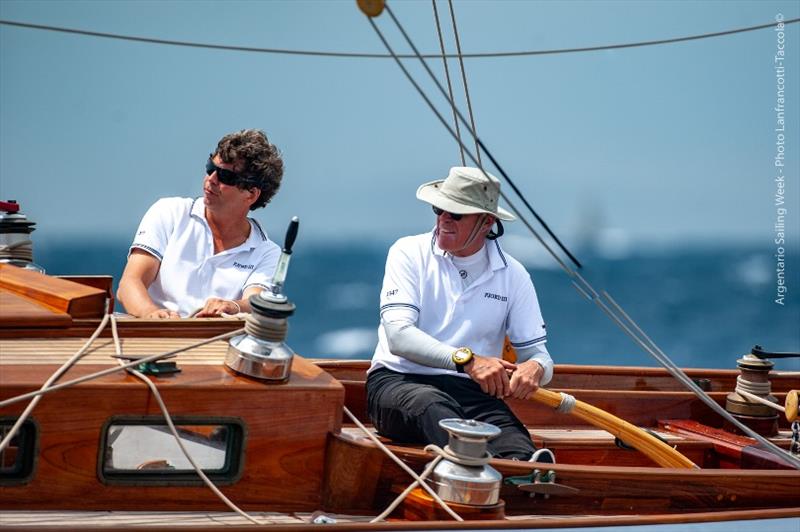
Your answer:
[0,240,34,262]
[243,311,288,342]
[736,375,772,396]
[555,392,577,414]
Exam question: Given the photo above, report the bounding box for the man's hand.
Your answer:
[195,298,241,317]
[465,355,517,399]
[144,308,181,319]
[508,359,544,400]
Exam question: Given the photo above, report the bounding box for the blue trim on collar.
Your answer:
[250,218,267,241]
[492,240,508,269]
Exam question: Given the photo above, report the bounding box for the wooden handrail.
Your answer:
[530,387,698,469]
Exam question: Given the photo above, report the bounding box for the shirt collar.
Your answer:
[429,230,508,271]
[191,197,205,220]
[192,197,265,251]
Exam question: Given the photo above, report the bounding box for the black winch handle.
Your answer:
[751,345,800,359]
[283,216,299,255]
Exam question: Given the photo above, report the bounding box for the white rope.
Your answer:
[0,312,110,453]
[372,443,493,522]
[371,453,444,523]
[556,392,577,414]
[426,444,491,467]
[0,239,34,261]
[735,375,772,396]
[736,389,785,413]
[109,315,265,525]
[342,406,463,522]
[0,328,244,408]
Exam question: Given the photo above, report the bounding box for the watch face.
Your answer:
[453,348,472,365]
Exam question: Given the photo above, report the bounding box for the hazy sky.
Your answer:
[1,0,798,252]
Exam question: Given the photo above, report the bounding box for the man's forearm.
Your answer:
[383,320,457,370]
[117,278,162,317]
[515,343,554,386]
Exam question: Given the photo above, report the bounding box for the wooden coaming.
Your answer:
[0,348,344,512]
[317,361,799,430]
[322,431,800,516]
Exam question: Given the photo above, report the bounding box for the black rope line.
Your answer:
[447,0,480,165]
[365,14,575,278]
[384,3,583,269]
[431,0,464,165]
[0,17,796,59]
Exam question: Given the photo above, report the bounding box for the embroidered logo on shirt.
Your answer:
[484,292,508,302]
[385,289,399,297]
[233,262,255,270]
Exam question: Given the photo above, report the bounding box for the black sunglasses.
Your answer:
[206,155,254,187]
[432,206,464,221]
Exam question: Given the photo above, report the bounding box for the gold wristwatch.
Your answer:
[452,347,474,373]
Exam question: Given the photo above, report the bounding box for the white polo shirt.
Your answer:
[370,231,548,377]
[130,197,280,316]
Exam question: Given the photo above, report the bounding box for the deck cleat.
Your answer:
[506,469,579,499]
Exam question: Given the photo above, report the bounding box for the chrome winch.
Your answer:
[225,217,299,383]
[429,419,503,506]
[0,200,45,273]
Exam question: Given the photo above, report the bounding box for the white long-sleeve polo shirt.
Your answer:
[129,197,279,316]
[370,231,552,383]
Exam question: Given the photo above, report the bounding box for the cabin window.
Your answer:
[0,419,37,485]
[99,417,244,485]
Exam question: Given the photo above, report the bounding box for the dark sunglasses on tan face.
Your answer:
[206,154,256,188]
[432,206,464,221]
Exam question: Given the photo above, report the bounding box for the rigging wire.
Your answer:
[447,0,480,166]
[366,3,800,469]
[0,17,797,59]
[431,0,464,165]
[384,4,583,270]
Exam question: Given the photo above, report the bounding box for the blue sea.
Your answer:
[35,238,800,372]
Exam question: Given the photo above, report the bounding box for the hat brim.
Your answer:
[416,180,516,221]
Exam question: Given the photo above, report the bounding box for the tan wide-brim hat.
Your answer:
[416,166,516,221]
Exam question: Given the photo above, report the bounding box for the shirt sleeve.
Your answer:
[383,318,457,370]
[129,198,175,261]
[515,342,554,386]
[243,241,281,292]
[506,269,548,351]
[379,240,422,323]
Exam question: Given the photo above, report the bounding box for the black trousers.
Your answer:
[366,367,536,460]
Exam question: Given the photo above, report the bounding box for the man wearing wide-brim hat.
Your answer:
[367,167,554,460]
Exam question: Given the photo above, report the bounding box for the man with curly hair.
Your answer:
[118,129,284,318]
